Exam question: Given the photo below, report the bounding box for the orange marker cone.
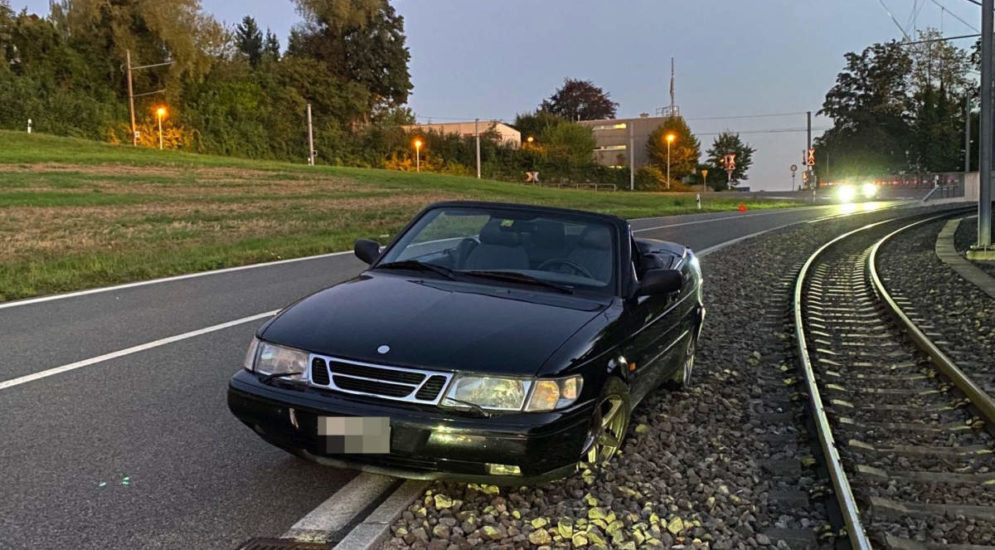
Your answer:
[738,203,748,212]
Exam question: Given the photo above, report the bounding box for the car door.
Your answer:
[619,241,685,404]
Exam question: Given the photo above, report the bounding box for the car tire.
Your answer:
[667,332,697,390]
[584,376,631,467]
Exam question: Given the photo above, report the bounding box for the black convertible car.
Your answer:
[228,201,705,483]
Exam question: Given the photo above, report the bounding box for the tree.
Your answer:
[705,132,755,188]
[540,78,618,121]
[235,16,264,67]
[289,0,411,111]
[815,41,913,179]
[513,110,564,142]
[539,120,595,166]
[263,29,281,61]
[645,117,700,184]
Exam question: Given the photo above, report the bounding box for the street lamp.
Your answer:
[665,133,676,190]
[413,138,423,172]
[155,106,167,150]
[526,135,535,147]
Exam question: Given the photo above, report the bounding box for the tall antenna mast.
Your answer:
[670,57,676,115]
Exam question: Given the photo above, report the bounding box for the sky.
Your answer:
[16,0,981,190]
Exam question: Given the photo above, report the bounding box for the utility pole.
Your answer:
[806,111,813,189]
[126,50,137,146]
[306,104,315,166]
[628,123,635,191]
[475,118,481,179]
[965,94,972,174]
[978,0,993,250]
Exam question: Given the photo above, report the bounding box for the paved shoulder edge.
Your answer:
[935,218,995,299]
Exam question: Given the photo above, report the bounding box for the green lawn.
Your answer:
[0,131,800,301]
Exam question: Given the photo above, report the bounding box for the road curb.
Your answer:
[332,480,428,550]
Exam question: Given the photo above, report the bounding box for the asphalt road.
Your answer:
[0,199,910,550]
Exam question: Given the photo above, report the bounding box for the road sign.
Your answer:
[701,169,709,178]
[790,164,798,173]
[807,148,815,167]
[525,171,540,183]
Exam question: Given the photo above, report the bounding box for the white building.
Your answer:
[403,121,521,148]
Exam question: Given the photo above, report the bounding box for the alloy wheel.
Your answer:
[587,394,627,465]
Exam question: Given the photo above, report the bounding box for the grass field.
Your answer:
[0,131,801,301]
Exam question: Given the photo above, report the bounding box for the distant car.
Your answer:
[832,181,879,202]
[228,201,705,483]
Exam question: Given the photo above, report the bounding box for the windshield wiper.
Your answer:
[442,397,492,418]
[462,270,574,294]
[376,260,456,280]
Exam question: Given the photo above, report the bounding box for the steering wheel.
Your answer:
[537,258,594,279]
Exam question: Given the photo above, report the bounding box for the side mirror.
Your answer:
[354,239,381,265]
[638,269,683,296]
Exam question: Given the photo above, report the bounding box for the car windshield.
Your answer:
[377,206,617,293]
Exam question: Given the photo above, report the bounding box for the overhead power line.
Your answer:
[930,0,980,32]
[685,111,811,121]
[878,0,913,39]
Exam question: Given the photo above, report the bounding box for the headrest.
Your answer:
[479,220,522,246]
[531,221,566,249]
[578,226,612,250]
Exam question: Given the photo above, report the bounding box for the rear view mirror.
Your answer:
[354,239,381,265]
[638,269,683,296]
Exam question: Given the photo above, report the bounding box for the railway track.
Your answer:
[793,212,995,549]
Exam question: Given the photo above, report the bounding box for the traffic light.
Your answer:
[802,171,810,183]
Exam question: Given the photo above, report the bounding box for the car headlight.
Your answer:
[836,184,857,203]
[525,375,584,412]
[248,339,308,379]
[443,376,530,411]
[861,182,878,199]
[441,374,583,412]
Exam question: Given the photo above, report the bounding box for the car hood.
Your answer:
[260,272,609,376]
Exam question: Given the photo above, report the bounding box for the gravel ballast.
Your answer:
[880,217,995,393]
[378,205,963,550]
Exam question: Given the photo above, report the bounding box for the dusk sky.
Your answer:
[18,1,979,190]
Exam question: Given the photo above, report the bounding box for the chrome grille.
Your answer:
[307,353,452,404]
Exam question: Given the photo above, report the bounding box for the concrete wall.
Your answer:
[964,172,980,201]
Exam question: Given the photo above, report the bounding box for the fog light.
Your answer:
[487,463,521,476]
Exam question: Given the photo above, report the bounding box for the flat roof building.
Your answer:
[403,121,521,148]
[578,115,669,170]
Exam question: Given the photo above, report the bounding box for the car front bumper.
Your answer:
[228,370,596,484]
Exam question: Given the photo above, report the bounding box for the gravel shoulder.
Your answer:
[378,205,960,550]
[882,217,995,393]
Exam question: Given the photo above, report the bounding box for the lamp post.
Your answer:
[155,106,167,150]
[665,133,676,190]
[414,138,423,172]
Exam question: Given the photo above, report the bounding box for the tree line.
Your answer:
[816,29,976,180]
[0,0,755,190]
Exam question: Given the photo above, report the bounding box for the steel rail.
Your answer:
[793,221,888,550]
[869,218,995,425]
[793,208,973,549]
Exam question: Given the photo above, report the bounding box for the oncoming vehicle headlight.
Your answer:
[246,338,308,379]
[441,374,584,412]
[861,182,878,199]
[836,184,857,203]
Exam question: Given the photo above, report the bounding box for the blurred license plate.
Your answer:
[317,416,390,454]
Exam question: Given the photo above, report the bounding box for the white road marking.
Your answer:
[631,206,829,233]
[283,473,398,542]
[0,251,353,311]
[0,310,278,391]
